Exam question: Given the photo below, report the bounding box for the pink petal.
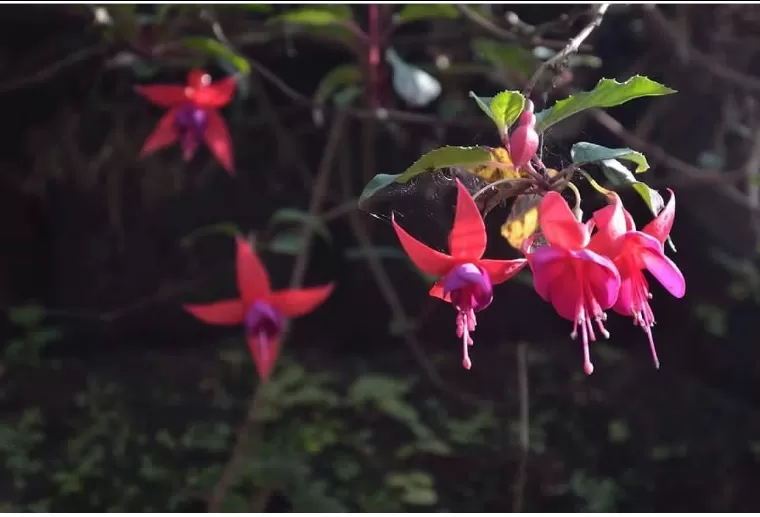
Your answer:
[589,193,627,257]
[203,110,235,173]
[478,258,527,285]
[642,188,675,245]
[135,84,187,108]
[236,237,271,303]
[641,248,685,298]
[392,214,454,276]
[528,246,573,303]
[139,108,179,158]
[575,249,621,310]
[183,299,245,325]
[612,277,635,316]
[247,334,281,381]
[267,284,335,318]
[194,76,237,108]
[429,279,452,302]
[448,178,487,260]
[539,191,589,250]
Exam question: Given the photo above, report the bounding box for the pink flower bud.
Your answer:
[509,122,539,169]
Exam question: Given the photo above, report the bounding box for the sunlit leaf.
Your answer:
[469,147,522,182]
[386,48,441,107]
[398,146,493,182]
[535,75,677,132]
[396,4,460,23]
[501,193,541,250]
[274,6,352,26]
[469,90,525,135]
[182,37,250,76]
[571,142,649,173]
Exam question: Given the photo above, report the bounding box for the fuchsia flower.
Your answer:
[588,191,686,368]
[183,237,334,381]
[392,179,527,370]
[525,192,621,375]
[136,69,236,173]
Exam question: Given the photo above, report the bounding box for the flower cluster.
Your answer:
[392,179,685,375]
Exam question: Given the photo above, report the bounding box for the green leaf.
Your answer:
[396,4,460,23]
[313,64,362,105]
[359,146,493,203]
[535,75,677,132]
[181,37,250,76]
[469,90,525,134]
[267,229,304,256]
[180,222,240,249]
[269,208,332,243]
[399,145,493,182]
[472,39,537,79]
[242,4,273,12]
[274,6,352,26]
[571,142,649,173]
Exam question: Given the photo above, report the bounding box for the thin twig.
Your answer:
[512,341,530,513]
[523,3,610,96]
[0,43,107,95]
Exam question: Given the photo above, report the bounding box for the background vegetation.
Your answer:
[1,3,760,512]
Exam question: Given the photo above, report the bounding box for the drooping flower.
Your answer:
[183,237,334,381]
[136,69,236,173]
[526,191,621,375]
[588,190,685,368]
[392,178,527,370]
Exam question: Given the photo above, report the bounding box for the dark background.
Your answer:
[1,3,760,512]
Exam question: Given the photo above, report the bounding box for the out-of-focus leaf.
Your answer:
[473,39,537,79]
[274,6,352,26]
[385,471,438,506]
[571,142,649,173]
[269,208,332,243]
[386,48,441,107]
[469,90,525,135]
[314,64,362,105]
[8,305,45,328]
[267,229,304,256]
[501,193,541,250]
[243,4,273,12]
[396,4,460,23]
[180,222,240,249]
[182,37,250,76]
[535,75,677,132]
[349,374,412,404]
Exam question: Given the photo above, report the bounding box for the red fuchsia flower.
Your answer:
[391,178,527,370]
[136,69,236,173]
[508,100,539,170]
[588,190,685,369]
[525,191,621,375]
[183,237,334,381]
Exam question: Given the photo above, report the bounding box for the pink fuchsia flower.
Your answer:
[183,237,334,381]
[526,191,621,375]
[588,190,685,369]
[392,178,527,370]
[136,69,236,173]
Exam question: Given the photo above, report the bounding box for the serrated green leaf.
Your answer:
[275,6,352,26]
[469,90,525,134]
[571,142,649,173]
[313,64,362,105]
[535,75,677,132]
[472,39,537,79]
[269,208,332,243]
[181,37,250,76]
[396,4,460,23]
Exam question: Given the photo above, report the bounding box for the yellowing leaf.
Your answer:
[468,147,525,182]
[501,194,542,250]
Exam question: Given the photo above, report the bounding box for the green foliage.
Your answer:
[359,146,493,204]
[273,6,353,26]
[472,39,537,80]
[469,90,526,135]
[570,142,649,173]
[396,4,460,24]
[313,64,363,106]
[181,37,251,76]
[5,304,62,366]
[535,75,676,132]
